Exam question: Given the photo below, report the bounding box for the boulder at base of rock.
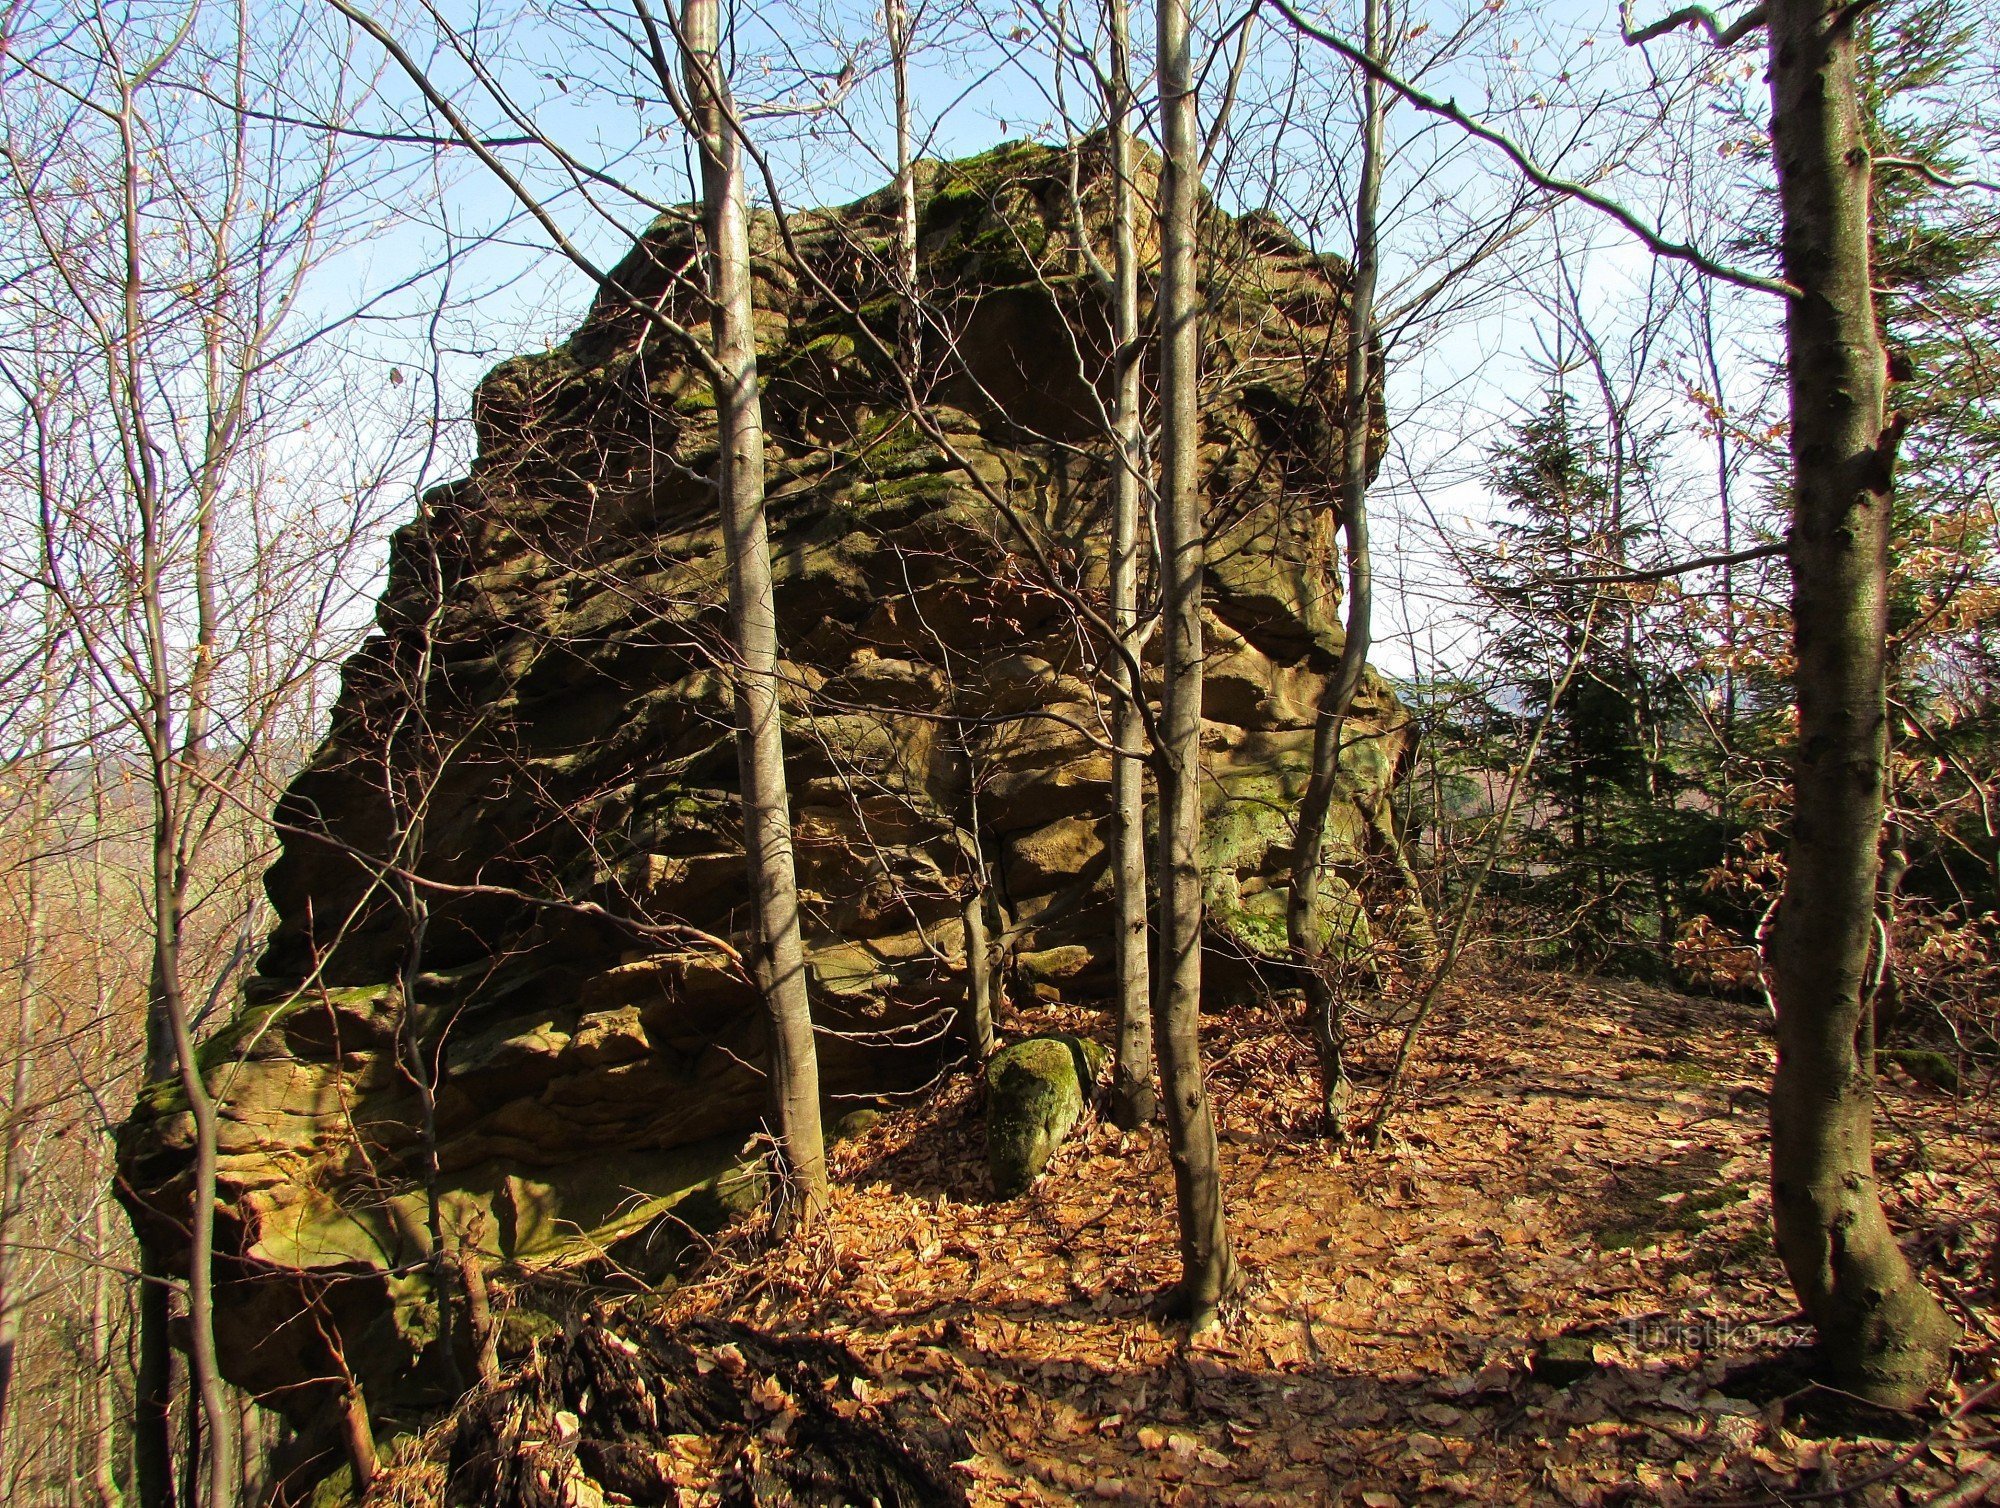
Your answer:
[986,1036,1107,1197]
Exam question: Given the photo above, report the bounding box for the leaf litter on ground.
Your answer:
[392,964,2000,1506]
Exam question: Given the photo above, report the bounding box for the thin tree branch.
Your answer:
[1618,1,1766,48]
[1536,539,1787,587]
[1873,157,2000,195]
[1265,0,1797,298]
[324,0,726,385]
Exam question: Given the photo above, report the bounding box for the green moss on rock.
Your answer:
[1885,1047,1960,1094]
[120,136,1411,1448]
[985,1035,1106,1197]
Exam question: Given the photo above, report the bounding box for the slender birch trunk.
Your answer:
[118,57,233,1489]
[682,0,830,1223]
[123,705,173,1508]
[1103,0,1156,1130]
[1762,0,1956,1406]
[132,821,174,1508]
[150,844,232,1508]
[962,890,998,1060]
[1153,0,1237,1325]
[887,0,918,301]
[886,0,922,376]
[1286,0,1382,1136]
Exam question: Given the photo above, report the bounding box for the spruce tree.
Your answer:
[1481,385,1722,968]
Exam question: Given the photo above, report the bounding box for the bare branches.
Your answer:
[1874,156,2000,195]
[325,0,726,387]
[1618,1,1767,48]
[1265,0,1797,299]
[1367,600,1604,1142]
[1533,538,1788,588]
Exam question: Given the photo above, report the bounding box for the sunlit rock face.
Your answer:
[119,137,1408,1430]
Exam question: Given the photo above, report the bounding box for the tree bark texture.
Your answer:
[89,1196,125,1508]
[1105,0,1156,1131]
[1763,0,1956,1407]
[0,826,39,1462]
[1152,0,1237,1324]
[963,890,998,1061]
[683,0,830,1223]
[134,1255,174,1508]
[1285,0,1382,1136]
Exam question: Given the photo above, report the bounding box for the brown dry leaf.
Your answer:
[601,976,1996,1508]
[745,1373,790,1415]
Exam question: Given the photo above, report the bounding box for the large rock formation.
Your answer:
[120,138,1412,1440]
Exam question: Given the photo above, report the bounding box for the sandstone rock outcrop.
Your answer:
[120,137,1412,1437]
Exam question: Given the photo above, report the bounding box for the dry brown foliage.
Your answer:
[365,964,1998,1505]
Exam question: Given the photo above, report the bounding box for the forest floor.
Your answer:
[442,965,2000,1506]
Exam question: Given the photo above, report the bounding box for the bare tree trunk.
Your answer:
[89,1196,124,1508]
[144,460,234,1508]
[682,0,830,1225]
[0,1096,23,1472]
[338,1383,377,1491]
[1152,0,1236,1327]
[886,0,921,374]
[962,891,998,1060]
[1104,0,1155,1131]
[0,832,37,1465]
[146,458,235,1508]
[86,778,130,1508]
[236,1392,260,1507]
[1286,0,1382,1138]
[147,902,230,1501]
[1763,0,1956,1408]
[887,0,917,300]
[134,1259,174,1508]
[0,1168,18,1471]
[114,46,235,1497]
[133,752,175,1508]
[179,1372,199,1508]
[453,1222,501,1389]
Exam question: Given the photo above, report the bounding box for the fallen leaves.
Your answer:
[448,965,1998,1507]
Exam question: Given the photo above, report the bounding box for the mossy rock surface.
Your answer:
[303,1464,359,1508]
[118,134,1410,1430]
[1884,1047,1960,1094]
[986,1035,1107,1198]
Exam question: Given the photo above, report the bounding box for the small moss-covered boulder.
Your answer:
[985,1035,1106,1197]
[1884,1047,1960,1094]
